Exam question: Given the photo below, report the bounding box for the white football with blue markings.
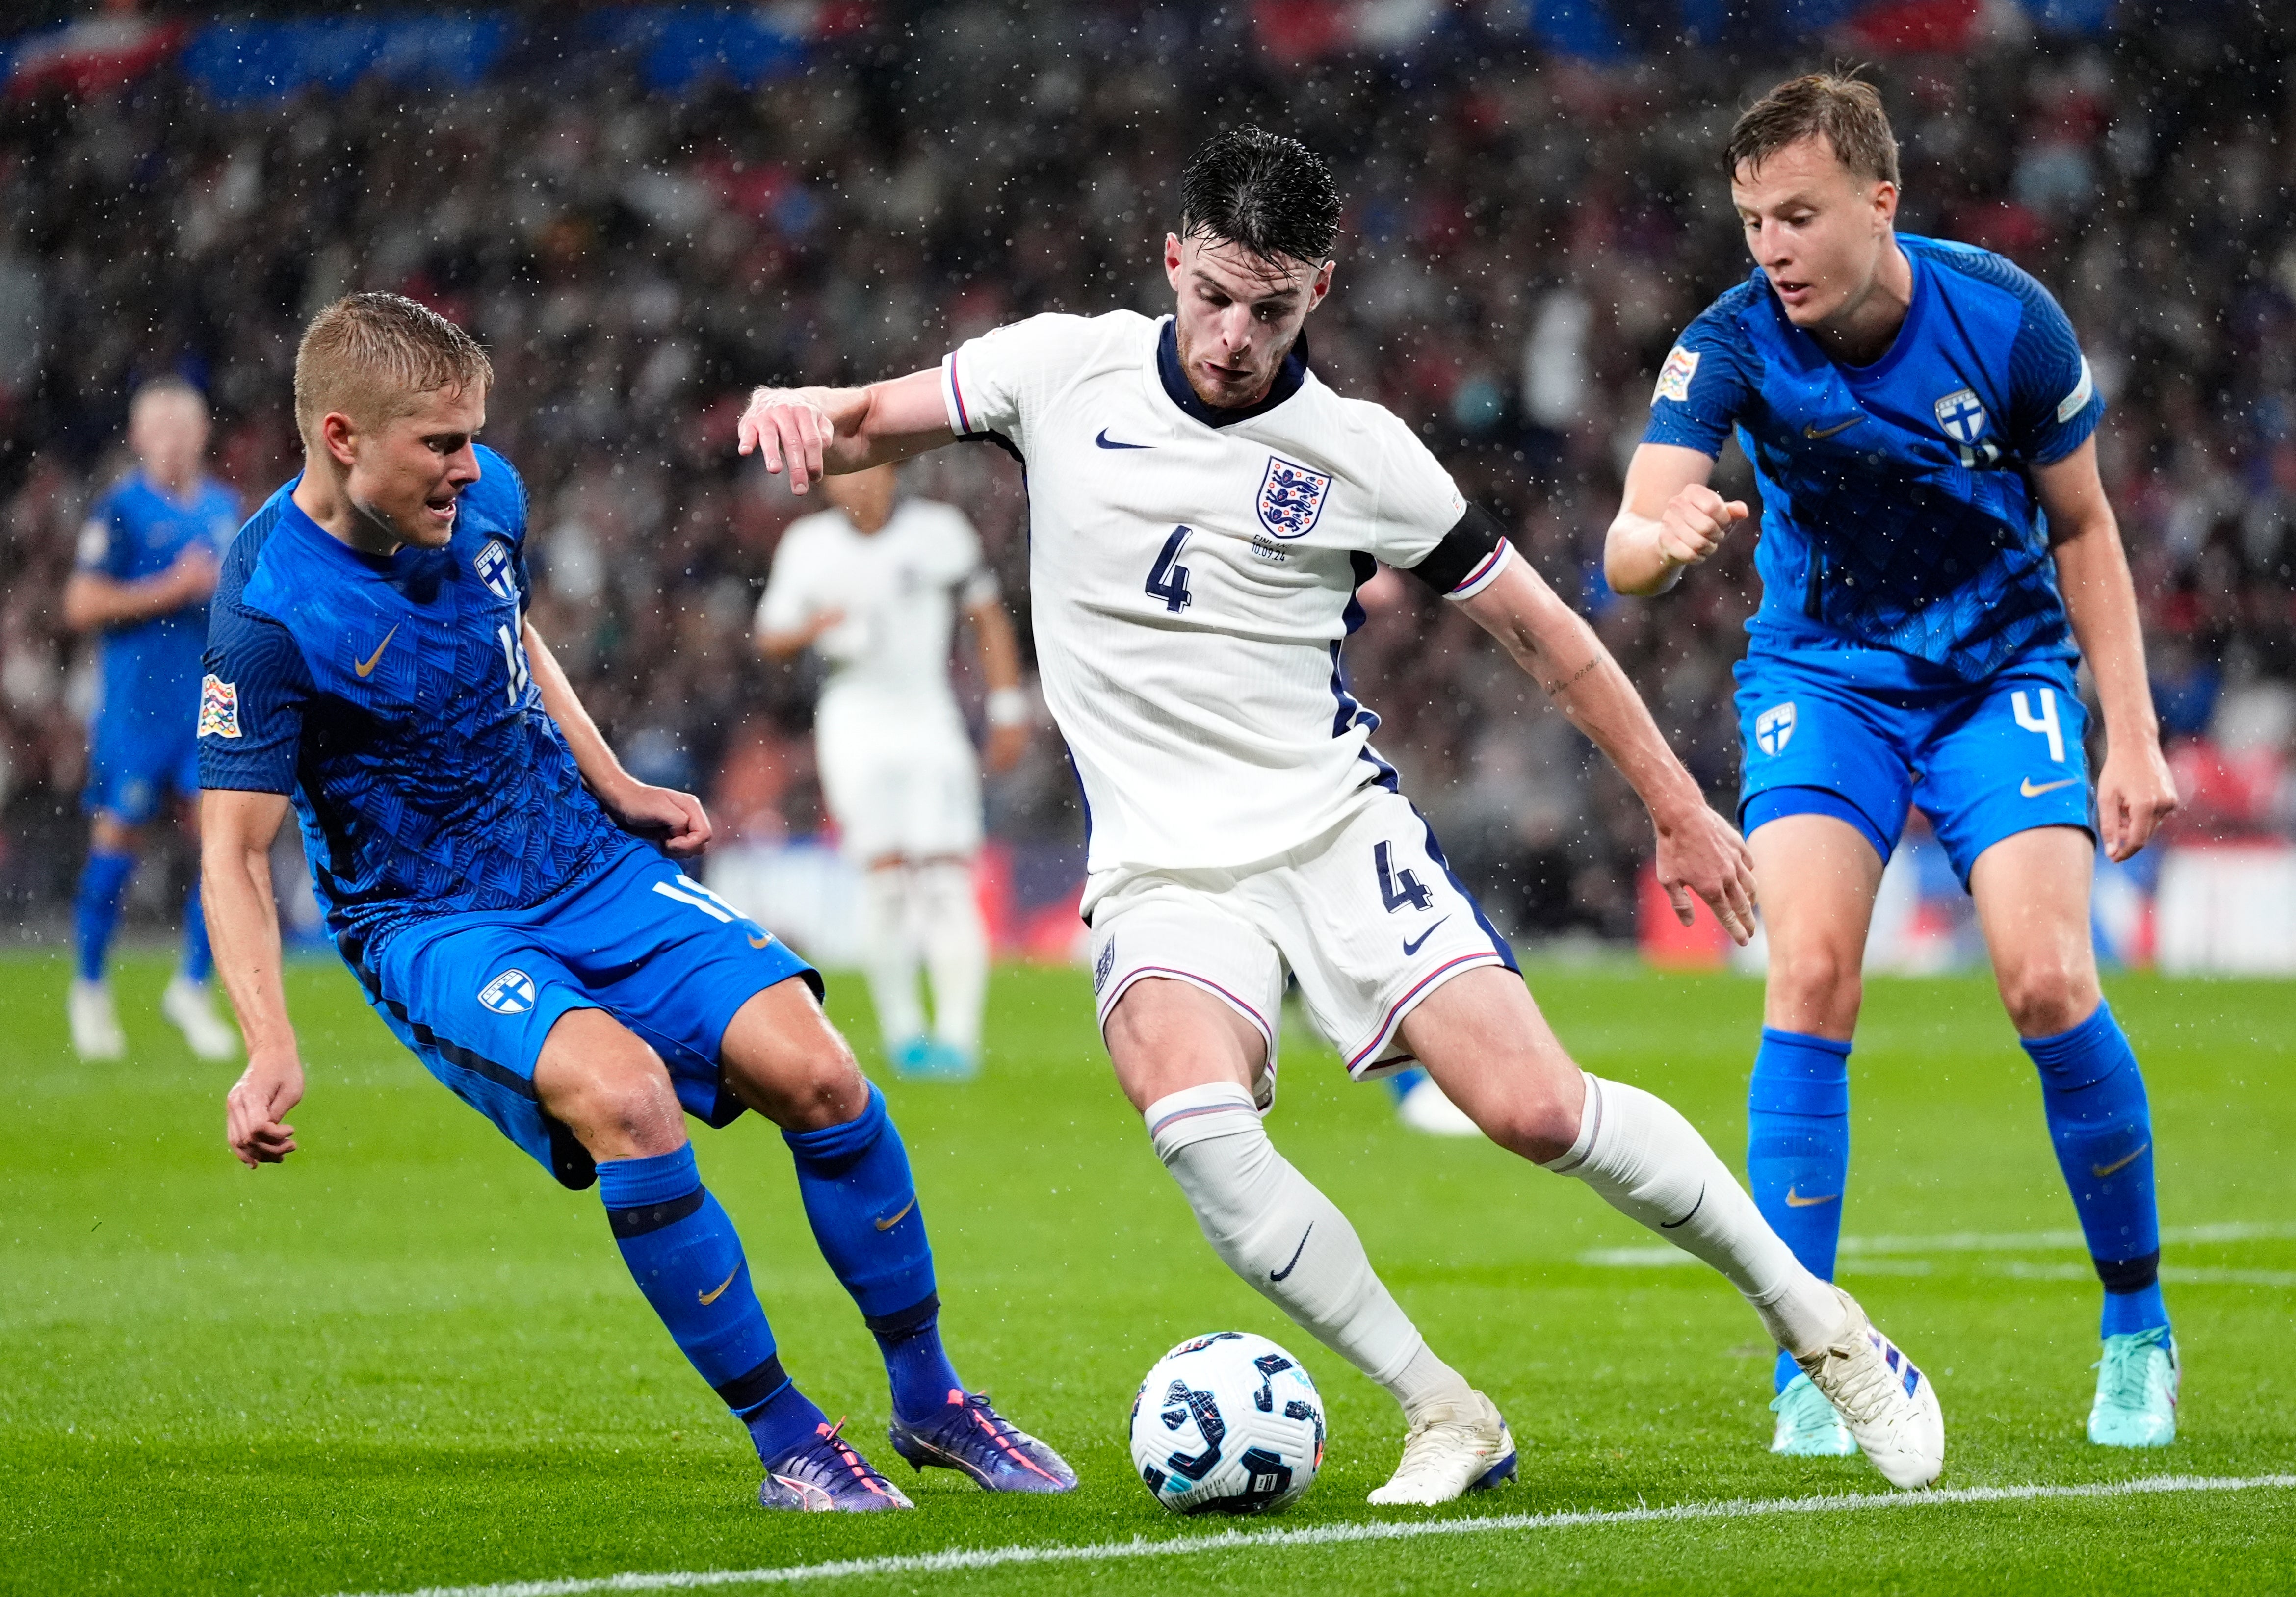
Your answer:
[1127,1331,1324,1515]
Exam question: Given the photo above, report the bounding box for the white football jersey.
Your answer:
[940,310,1511,878]
[756,497,998,726]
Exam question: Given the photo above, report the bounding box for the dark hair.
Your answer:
[1178,127,1341,265]
[1727,72,1900,189]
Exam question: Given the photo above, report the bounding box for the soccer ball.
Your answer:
[1128,1331,1325,1514]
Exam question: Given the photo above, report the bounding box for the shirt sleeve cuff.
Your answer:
[940,351,976,437]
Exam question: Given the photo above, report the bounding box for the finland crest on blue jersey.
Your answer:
[1645,233,2107,682]
[478,968,537,1015]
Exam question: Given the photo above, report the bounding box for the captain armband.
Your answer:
[1405,502,1515,599]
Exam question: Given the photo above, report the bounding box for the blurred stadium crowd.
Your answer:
[1,6,2292,945]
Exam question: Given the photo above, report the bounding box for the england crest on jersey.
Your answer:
[1257,456,1331,540]
[1934,388,1986,446]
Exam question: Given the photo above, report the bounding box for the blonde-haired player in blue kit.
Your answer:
[1606,74,2181,1454]
[738,126,1946,1502]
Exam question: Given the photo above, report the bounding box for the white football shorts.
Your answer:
[1086,784,1517,1105]
[814,701,983,863]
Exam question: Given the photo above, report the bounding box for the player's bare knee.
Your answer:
[543,1047,684,1159]
[1999,955,2097,1038]
[732,1027,867,1132]
[1767,941,1862,1033]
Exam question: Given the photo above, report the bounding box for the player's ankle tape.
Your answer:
[2097,1249,2161,1293]
[719,1351,793,1414]
[864,1291,941,1340]
[1146,1082,1260,1161]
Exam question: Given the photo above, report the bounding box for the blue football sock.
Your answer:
[597,1144,826,1462]
[73,849,136,983]
[181,879,214,984]
[2020,1002,2168,1339]
[783,1082,961,1421]
[1746,1027,1852,1393]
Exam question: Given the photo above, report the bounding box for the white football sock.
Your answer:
[914,860,988,1056]
[1149,1082,1466,1417]
[858,864,926,1047]
[1543,1071,1845,1359]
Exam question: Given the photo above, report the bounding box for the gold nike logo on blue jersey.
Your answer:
[354,625,399,679]
[2021,776,2080,798]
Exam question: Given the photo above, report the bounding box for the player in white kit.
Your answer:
[733,128,1945,1502]
[757,463,1028,1079]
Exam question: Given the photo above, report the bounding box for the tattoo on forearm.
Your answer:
[1545,656,1602,696]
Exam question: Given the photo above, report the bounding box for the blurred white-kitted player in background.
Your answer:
[756,463,1028,1079]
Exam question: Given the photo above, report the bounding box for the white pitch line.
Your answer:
[332,1473,2296,1597]
[1583,1218,2296,1272]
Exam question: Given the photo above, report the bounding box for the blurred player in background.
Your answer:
[1608,74,2181,1453]
[204,293,1071,1512]
[755,462,1027,1080]
[741,127,1945,1503]
[62,376,241,1062]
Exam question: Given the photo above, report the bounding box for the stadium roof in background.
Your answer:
[0,0,2116,103]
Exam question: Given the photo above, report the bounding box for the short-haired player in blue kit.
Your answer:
[200,293,1072,1511]
[1606,76,2182,1452]
[63,376,242,1062]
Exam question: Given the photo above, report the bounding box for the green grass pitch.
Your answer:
[5,952,2293,1595]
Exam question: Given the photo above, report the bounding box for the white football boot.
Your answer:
[1396,1075,1482,1137]
[162,974,240,1061]
[68,978,127,1061]
[1795,1286,1944,1489]
[1366,1390,1518,1505]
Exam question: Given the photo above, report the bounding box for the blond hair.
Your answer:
[1728,72,1901,189]
[293,292,492,451]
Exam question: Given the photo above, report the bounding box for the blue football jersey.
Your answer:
[198,446,636,958]
[76,472,239,735]
[1644,233,2105,682]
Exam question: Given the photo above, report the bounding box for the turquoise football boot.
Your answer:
[2089,1326,2178,1447]
[1770,1372,1859,1457]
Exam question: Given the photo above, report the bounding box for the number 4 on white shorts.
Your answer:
[2012,687,2066,764]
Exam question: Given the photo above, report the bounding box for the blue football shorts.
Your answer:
[349,840,819,1189]
[85,714,200,824]
[1734,648,2096,887]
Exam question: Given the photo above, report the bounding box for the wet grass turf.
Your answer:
[4,952,2292,1594]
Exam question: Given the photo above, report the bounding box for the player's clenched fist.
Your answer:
[1658,484,1748,568]
[737,387,835,492]
[226,1048,304,1169]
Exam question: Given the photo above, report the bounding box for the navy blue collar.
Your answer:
[1156,317,1310,428]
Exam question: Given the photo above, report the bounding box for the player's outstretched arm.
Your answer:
[1603,443,1748,597]
[967,596,1030,773]
[2034,438,2178,860]
[1457,557,1759,943]
[202,790,303,1168]
[736,368,953,493]
[523,621,710,858]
